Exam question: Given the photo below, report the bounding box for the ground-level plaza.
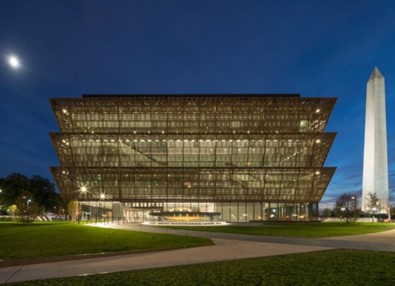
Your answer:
[2,223,395,284]
[50,94,336,222]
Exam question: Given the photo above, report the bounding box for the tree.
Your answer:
[334,193,358,223]
[0,173,30,207]
[321,208,334,218]
[67,200,79,221]
[0,173,63,214]
[8,205,17,217]
[389,204,395,221]
[60,185,79,219]
[30,175,61,212]
[0,181,6,214]
[365,192,381,221]
[15,190,40,223]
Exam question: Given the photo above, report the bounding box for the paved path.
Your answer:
[1,223,395,284]
[105,223,395,252]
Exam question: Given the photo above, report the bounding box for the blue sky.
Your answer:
[1,0,395,208]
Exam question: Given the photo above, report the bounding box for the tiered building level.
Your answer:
[50,94,336,222]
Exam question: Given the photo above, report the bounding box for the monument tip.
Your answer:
[369,66,384,80]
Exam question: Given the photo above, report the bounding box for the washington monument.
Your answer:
[362,67,389,213]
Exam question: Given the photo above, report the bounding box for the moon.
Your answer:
[7,55,21,69]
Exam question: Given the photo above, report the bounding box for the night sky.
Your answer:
[1,0,395,208]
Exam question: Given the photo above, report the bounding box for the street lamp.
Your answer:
[95,193,106,223]
[351,196,357,222]
[0,189,3,215]
[376,201,381,221]
[372,207,377,222]
[22,196,28,213]
[77,185,88,224]
[99,193,105,222]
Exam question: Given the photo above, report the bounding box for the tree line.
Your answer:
[321,192,394,222]
[0,173,64,222]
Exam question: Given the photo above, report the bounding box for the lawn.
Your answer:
[10,249,395,285]
[163,222,395,238]
[0,222,213,260]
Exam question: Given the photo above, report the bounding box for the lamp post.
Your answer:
[0,189,3,211]
[95,193,105,223]
[351,196,357,222]
[78,186,88,224]
[372,207,377,222]
[95,198,98,223]
[99,193,105,222]
[340,207,346,222]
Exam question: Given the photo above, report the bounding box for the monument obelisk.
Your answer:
[362,67,389,213]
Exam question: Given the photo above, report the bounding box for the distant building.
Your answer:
[50,94,336,222]
[362,68,389,213]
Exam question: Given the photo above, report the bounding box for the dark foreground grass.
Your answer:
[10,249,395,286]
[164,222,395,237]
[0,222,213,259]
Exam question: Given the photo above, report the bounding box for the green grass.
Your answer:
[0,222,213,259]
[163,222,395,237]
[10,249,395,285]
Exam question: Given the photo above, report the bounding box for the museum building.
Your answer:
[50,94,336,222]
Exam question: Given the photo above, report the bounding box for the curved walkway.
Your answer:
[108,223,395,252]
[1,223,395,284]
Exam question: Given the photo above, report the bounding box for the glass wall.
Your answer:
[51,95,336,221]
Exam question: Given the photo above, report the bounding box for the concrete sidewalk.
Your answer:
[0,238,330,284]
[1,223,395,284]
[98,222,395,252]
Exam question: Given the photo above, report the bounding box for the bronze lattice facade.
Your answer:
[50,94,336,222]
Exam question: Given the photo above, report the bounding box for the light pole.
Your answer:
[95,193,105,223]
[351,196,357,222]
[99,193,105,222]
[78,186,88,224]
[0,189,3,211]
[340,207,346,222]
[372,207,377,222]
